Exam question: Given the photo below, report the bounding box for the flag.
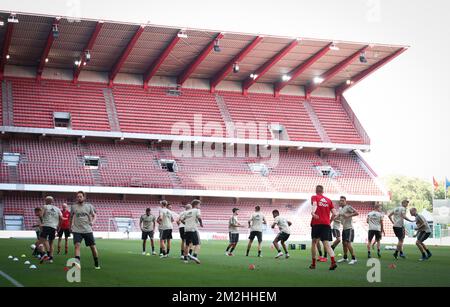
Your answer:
[446,177,450,190]
[433,177,439,190]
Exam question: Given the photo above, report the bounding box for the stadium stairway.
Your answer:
[2,80,14,126]
[302,99,331,143]
[102,88,121,132]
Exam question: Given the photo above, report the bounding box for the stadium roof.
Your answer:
[0,11,407,96]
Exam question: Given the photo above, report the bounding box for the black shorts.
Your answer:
[73,232,96,247]
[311,224,332,241]
[332,229,341,238]
[368,230,382,242]
[57,228,71,238]
[141,231,154,240]
[35,230,41,239]
[179,227,185,240]
[393,227,405,240]
[275,232,290,242]
[342,229,355,242]
[249,231,263,243]
[185,231,200,246]
[39,226,56,241]
[161,229,173,240]
[229,232,239,244]
[417,231,431,243]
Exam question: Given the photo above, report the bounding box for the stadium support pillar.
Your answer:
[177,33,224,87]
[143,34,181,89]
[0,22,14,80]
[37,18,60,81]
[335,47,407,96]
[108,25,145,86]
[242,39,299,96]
[273,43,332,97]
[304,45,369,98]
[210,36,263,93]
[73,22,104,83]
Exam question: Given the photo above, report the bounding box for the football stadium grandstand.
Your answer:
[0,11,408,241]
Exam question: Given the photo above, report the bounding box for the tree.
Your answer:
[383,175,434,212]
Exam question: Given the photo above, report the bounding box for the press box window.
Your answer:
[84,156,100,169]
[160,159,177,172]
[2,152,20,166]
[54,112,71,129]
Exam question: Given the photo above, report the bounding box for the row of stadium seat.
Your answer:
[1,137,384,195]
[1,193,393,237]
[3,77,365,145]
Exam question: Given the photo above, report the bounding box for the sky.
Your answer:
[1,0,449,181]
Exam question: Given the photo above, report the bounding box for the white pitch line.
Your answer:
[0,270,24,287]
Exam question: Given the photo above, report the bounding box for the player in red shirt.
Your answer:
[310,185,338,270]
[57,203,71,255]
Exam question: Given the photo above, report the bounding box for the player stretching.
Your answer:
[246,206,267,257]
[310,185,337,270]
[158,200,174,258]
[410,208,432,261]
[140,208,156,255]
[57,203,71,255]
[388,199,414,259]
[39,196,62,263]
[271,210,292,259]
[70,191,100,269]
[337,196,359,265]
[181,200,203,264]
[225,208,242,256]
[367,204,385,258]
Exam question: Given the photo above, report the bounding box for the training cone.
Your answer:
[13,257,19,261]
[8,255,13,259]
[388,263,397,269]
[63,267,69,272]
[248,264,256,270]
[338,253,342,257]
[29,265,37,269]
[24,261,30,265]
[21,254,26,258]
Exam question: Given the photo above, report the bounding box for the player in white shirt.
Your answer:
[180,200,203,264]
[158,200,174,258]
[410,208,433,261]
[246,206,267,257]
[225,208,243,256]
[337,196,359,265]
[388,199,414,259]
[366,204,385,258]
[271,210,292,259]
[177,203,187,260]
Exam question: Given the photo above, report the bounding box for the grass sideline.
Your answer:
[0,238,449,287]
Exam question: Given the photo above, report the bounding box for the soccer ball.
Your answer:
[30,244,36,250]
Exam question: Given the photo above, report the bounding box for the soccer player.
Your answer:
[310,185,338,270]
[246,206,267,257]
[388,199,414,259]
[39,196,62,263]
[225,208,242,256]
[337,196,359,265]
[410,208,432,261]
[57,203,71,255]
[181,200,203,264]
[367,204,385,258]
[70,191,100,269]
[331,202,343,252]
[32,207,43,257]
[177,203,187,260]
[271,210,292,259]
[316,241,326,262]
[158,200,174,258]
[140,208,156,255]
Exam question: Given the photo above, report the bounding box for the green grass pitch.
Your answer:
[1,238,449,287]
